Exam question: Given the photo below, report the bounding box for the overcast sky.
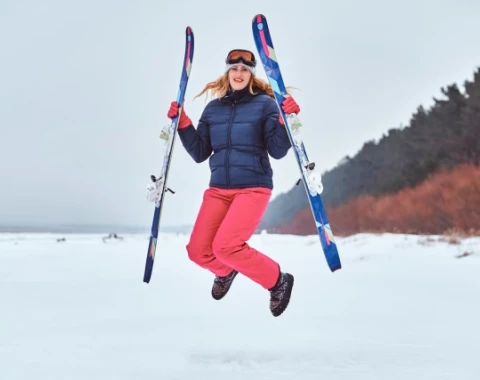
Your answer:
[1,0,480,228]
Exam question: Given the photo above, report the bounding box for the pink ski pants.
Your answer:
[186,186,280,290]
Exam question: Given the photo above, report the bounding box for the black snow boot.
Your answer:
[211,270,238,300]
[269,272,294,317]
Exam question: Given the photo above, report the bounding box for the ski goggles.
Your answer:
[225,49,256,68]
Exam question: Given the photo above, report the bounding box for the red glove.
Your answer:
[282,96,300,114]
[167,101,192,129]
[278,96,300,125]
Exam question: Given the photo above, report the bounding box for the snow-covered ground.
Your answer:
[1,232,479,379]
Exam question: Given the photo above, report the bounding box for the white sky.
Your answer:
[1,0,480,228]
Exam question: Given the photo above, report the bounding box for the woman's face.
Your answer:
[228,65,252,91]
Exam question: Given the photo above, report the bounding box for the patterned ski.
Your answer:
[252,14,341,272]
[143,26,194,283]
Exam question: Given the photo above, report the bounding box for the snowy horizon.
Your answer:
[1,232,479,379]
[0,222,192,234]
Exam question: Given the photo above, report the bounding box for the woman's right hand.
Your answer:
[167,101,192,129]
[167,101,180,118]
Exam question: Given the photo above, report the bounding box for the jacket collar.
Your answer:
[220,86,267,104]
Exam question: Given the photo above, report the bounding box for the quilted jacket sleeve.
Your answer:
[262,97,292,159]
[177,108,213,163]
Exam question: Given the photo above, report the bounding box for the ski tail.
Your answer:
[143,26,194,283]
[252,14,341,272]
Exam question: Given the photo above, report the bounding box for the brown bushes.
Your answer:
[274,164,480,236]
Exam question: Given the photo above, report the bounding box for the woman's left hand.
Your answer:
[281,96,300,114]
[278,96,300,124]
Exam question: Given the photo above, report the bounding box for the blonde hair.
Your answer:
[194,73,275,100]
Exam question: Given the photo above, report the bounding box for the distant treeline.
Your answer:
[268,164,480,236]
[259,67,480,235]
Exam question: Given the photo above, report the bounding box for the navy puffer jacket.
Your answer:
[178,87,292,190]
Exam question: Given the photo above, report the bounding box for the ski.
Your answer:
[252,14,341,272]
[143,26,194,283]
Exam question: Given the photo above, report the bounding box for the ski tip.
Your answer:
[252,14,266,23]
[185,26,194,46]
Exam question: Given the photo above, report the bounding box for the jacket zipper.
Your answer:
[226,103,236,188]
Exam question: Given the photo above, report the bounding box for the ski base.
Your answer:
[252,14,341,272]
[144,26,194,283]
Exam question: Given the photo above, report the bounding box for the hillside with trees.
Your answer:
[259,67,480,236]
